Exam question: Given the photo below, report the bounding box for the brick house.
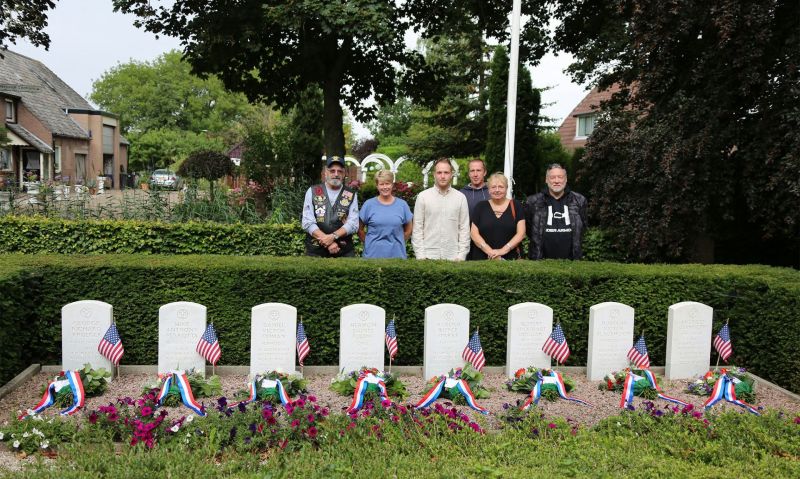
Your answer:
[0,49,128,188]
[557,84,621,152]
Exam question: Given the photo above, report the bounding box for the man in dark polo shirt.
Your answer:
[524,163,588,260]
[301,156,359,257]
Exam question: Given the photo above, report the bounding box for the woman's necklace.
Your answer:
[490,200,507,218]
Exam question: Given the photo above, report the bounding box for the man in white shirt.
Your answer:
[412,158,470,260]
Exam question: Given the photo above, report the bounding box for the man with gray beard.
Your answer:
[524,163,588,260]
[301,156,359,257]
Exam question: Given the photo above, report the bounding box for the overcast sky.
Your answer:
[11,0,589,137]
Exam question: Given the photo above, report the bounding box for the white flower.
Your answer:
[33,415,44,421]
[0,432,4,440]
[32,428,44,437]
[26,409,35,417]
[185,414,194,423]
[170,425,180,433]
[12,440,20,448]
[22,432,30,438]
[40,440,49,449]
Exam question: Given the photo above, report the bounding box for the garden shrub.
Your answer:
[0,216,619,260]
[0,254,798,393]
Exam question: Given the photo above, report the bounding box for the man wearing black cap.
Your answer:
[301,156,359,257]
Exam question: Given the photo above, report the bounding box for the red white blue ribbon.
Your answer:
[347,373,390,413]
[619,369,690,409]
[238,377,292,407]
[522,370,592,410]
[20,370,85,419]
[156,370,206,416]
[703,372,759,415]
[415,377,489,415]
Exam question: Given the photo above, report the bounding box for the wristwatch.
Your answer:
[332,232,340,240]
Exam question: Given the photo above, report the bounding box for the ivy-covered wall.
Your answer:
[1,255,798,392]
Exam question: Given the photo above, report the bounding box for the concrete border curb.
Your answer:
[0,364,41,401]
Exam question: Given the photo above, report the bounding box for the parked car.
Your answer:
[149,169,181,189]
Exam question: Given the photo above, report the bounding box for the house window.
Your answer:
[576,113,598,138]
[75,153,87,182]
[4,99,14,122]
[102,125,115,155]
[54,146,62,174]
[0,148,11,171]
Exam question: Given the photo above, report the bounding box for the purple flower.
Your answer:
[249,423,257,433]
[229,426,237,439]
[238,402,247,413]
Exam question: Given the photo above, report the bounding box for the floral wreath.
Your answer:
[330,367,408,400]
[507,366,576,402]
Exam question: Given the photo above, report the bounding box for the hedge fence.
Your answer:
[0,216,620,261]
[1,254,798,392]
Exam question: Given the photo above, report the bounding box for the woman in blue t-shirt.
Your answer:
[358,170,413,258]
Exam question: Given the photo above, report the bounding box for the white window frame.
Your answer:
[575,113,598,139]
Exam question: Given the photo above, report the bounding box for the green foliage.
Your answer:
[558,1,800,265]
[47,363,112,408]
[0,125,10,146]
[485,45,541,193]
[0,254,799,394]
[368,97,413,143]
[90,50,252,135]
[233,371,308,401]
[0,0,56,50]
[0,415,77,455]
[177,150,234,201]
[127,128,225,172]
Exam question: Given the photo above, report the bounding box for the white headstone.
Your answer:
[423,304,470,379]
[665,301,713,379]
[158,302,207,375]
[505,303,553,377]
[339,304,385,373]
[586,302,635,380]
[61,300,114,375]
[251,303,297,376]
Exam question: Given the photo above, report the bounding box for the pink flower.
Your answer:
[547,423,557,429]
[308,426,318,439]
[381,399,392,408]
[291,419,300,428]
[140,406,153,417]
[308,395,317,403]
[88,412,98,424]
[307,414,315,423]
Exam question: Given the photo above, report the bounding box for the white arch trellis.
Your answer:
[334,154,460,187]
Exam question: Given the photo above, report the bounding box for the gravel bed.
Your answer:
[2,370,798,470]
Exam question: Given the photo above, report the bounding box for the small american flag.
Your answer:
[98,323,124,366]
[385,319,398,360]
[542,323,570,364]
[296,322,310,366]
[462,329,486,371]
[627,334,650,369]
[196,324,221,366]
[713,323,732,362]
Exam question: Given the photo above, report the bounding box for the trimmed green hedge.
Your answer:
[1,254,798,393]
[0,216,621,261]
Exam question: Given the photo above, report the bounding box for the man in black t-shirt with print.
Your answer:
[524,164,588,260]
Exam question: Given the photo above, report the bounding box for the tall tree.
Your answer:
[0,0,57,52]
[90,50,252,135]
[556,0,799,264]
[113,0,416,158]
[113,1,554,159]
[485,46,540,195]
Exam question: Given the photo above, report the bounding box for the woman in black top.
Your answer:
[470,173,526,260]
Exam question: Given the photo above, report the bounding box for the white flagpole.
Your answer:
[504,0,523,198]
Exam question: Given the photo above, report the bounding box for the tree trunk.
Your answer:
[322,79,346,157]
